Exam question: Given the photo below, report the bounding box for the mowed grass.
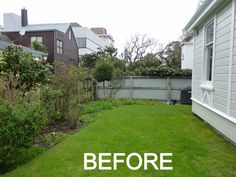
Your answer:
[2,104,236,177]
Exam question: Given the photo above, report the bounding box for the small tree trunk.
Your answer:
[102,81,106,98]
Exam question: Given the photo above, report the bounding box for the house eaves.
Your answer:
[183,0,227,33]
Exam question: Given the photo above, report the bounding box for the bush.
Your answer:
[130,66,192,77]
[31,40,48,53]
[40,86,62,121]
[0,46,52,95]
[0,99,44,167]
[50,62,86,128]
[93,61,114,82]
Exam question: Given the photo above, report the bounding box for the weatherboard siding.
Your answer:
[231,0,236,118]
[192,28,203,101]
[213,3,232,113]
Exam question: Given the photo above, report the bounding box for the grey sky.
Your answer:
[0,0,199,53]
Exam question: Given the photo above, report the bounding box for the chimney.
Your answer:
[21,8,28,27]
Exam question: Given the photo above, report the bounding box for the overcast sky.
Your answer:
[0,0,199,53]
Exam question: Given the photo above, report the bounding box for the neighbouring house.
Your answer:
[0,8,78,65]
[181,38,194,69]
[91,27,114,46]
[71,23,108,57]
[183,0,236,143]
[0,33,47,58]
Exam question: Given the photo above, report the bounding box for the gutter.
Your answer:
[184,0,213,31]
[183,0,227,39]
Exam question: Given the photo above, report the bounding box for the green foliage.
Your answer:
[0,99,44,167]
[31,41,48,53]
[93,60,114,82]
[40,86,62,121]
[80,53,98,71]
[80,99,157,123]
[50,62,86,128]
[128,53,162,72]
[81,100,113,115]
[50,111,63,121]
[131,66,192,77]
[157,41,182,68]
[39,132,67,148]
[0,46,52,93]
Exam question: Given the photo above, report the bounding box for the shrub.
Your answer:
[93,61,114,82]
[40,86,62,121]
[0,46,52,95]
[0,99,44,167]
[130,66,192,77]
[50,62,86,128]
[31,40,48,53]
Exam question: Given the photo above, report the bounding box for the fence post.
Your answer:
[130,77,133,98]
[166,77,171,103]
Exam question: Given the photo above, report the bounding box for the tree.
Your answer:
[31,40,48,53]
[80,53,98,73]
[122,34,157,64]
[97,46,118,59]
[157,41,182,69]
[93,60,114,98]
[128,53,162,73]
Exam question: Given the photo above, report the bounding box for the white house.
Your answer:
[181,38,194,69]
[183,0,236,143]
[72,25,109,57]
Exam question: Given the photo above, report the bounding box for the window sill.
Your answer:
[200,84,214,91]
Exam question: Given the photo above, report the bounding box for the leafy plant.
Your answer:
[0,99,44,167]
[93,60,114,82]
[31,40,48,53]
[0,46,52,97]
[50,62,86,128]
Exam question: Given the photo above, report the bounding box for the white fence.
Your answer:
[97,76,192,101]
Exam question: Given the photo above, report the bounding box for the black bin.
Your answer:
[181,87,192,104]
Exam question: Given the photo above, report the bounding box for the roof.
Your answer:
[0,33,11,42]
[0,23,71,33]
[183,0,226,37]
[0,40,47,57]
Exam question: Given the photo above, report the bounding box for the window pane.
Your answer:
[37,37,43,43]
[31,36,36,42]
[77,38,86,48]
[69,30,72,40]
[206,22,214,44]
[206,44,213,81]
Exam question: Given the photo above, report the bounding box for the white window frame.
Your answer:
[57,40,63,54]
[202,18,216,88]
[31,36,43,43]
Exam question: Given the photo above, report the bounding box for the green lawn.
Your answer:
[2,104,236,177]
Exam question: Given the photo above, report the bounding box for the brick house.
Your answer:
[0,9,79,65]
